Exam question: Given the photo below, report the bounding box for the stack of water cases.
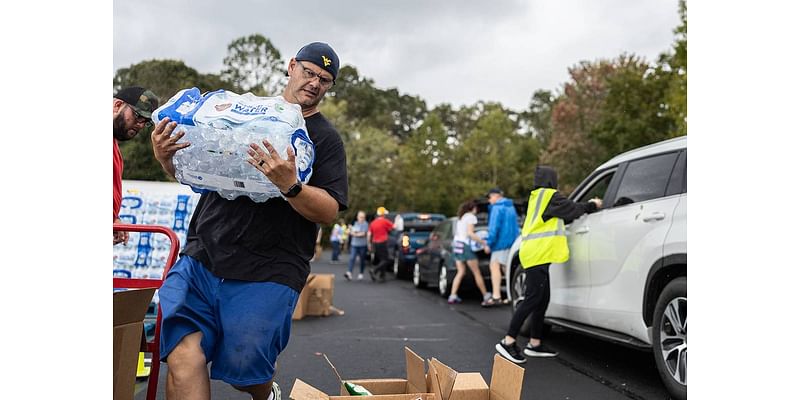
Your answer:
[113,181,200,336]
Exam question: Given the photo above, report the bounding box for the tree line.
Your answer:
[116,1,686,223]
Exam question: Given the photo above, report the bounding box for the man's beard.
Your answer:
[113,113,135,141]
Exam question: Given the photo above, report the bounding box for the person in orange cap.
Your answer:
[367,206,394,282]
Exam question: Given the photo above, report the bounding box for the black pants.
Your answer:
[372,242,391,277]
[507,264,550,339]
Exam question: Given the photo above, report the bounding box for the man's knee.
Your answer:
[166,332,207,376]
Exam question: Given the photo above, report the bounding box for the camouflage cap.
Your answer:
[114,86,160,119]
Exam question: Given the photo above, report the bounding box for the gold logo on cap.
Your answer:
[322,55,331,67]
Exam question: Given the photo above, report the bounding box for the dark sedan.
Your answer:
[389,212,447,279]
[411,199,527,298]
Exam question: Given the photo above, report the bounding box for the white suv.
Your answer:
[504,136,687,399]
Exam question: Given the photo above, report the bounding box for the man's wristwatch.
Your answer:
[281,181,303,198]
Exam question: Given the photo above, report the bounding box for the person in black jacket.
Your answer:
[495,165,601,364]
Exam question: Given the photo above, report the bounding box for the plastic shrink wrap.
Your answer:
[151,88,315,202]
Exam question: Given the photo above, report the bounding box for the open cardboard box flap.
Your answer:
[346,347,427,395]
[427,354,524,400]
[489,354,524,400]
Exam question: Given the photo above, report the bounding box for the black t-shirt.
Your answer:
[182,112,348,292]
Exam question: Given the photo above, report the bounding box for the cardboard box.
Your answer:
[427,354,523,400]
[293,273,336,320]
[113,288,156,400]
[290,347,433,400]
[289,347,523,400]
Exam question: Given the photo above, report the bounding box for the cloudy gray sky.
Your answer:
[114,0,681,112]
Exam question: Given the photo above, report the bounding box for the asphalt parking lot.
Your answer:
[136,250,671,399]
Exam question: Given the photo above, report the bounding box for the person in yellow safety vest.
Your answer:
[494,166,602,365]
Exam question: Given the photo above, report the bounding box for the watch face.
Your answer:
[284,182,302,197]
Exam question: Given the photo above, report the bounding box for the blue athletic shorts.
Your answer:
[159,255,299,386]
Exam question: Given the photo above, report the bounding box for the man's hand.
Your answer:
[247,140,297,193]
[113,218,129,245]
[483,245,491,254]
[151,118,190,177]
[590,197,603,208]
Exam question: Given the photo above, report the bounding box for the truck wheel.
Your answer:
[652,277,687,400]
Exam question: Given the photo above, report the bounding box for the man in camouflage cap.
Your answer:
[113,86,159,244]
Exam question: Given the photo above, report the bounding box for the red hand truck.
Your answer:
[114,223,180,400]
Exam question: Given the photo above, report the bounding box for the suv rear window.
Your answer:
[613,152,679,206]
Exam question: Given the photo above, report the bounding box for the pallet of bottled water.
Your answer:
[114,180,200,282]
[152,88,315,202]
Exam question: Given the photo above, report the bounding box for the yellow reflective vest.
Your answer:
[519,188,569,268]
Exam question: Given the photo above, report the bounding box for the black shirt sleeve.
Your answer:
[305,113,349,211]
[542,191,598,225]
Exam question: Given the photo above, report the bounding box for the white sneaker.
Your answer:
[344,271,352,281]
[357,273,364,280]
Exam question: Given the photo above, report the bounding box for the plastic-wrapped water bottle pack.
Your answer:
[152,88,315,202]
[115,190,199,280]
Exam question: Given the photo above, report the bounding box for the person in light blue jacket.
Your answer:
[482,187,520,306]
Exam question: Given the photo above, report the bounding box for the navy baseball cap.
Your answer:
[295,42,340,81]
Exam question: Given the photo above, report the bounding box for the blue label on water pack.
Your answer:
[291,128,316,182]
[121,196,142,209]
[231,103,270,115]
[156,88,226,126]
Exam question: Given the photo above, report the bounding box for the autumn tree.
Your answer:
[540,60,611,194]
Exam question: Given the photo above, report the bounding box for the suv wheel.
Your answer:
[652,277,687,400]
[511,265,526,312]
[438,265,452,297]
[413,263,426,288]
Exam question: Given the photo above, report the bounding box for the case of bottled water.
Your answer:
[152,88,315,202]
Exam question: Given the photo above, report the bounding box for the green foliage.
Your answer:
[659,0,687,137]
[113,59,240,100]
[591,54,676,162]
[393,113,455,213]
[520,90,556,147]
[221,34,285,96]
[455,104,532,200]
[329,66,427,140]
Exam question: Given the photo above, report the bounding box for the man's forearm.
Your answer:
[286,184,339,224]
[158,158,176,179]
